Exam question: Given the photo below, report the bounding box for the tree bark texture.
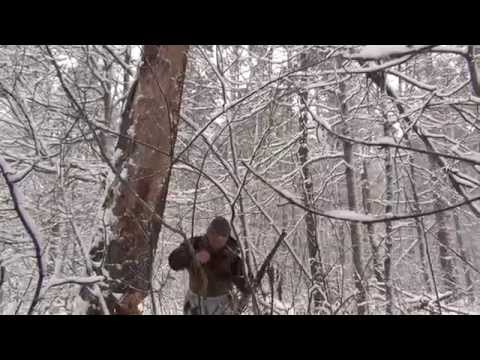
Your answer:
[84,45,189,314]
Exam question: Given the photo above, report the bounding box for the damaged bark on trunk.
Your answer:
[78,45,189,315]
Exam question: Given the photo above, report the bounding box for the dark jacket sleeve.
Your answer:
[231,255,251,295]
[168,241,193,271]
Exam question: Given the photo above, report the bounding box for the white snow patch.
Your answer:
[120,168,128,181]
[127,158,136,168]
[111,148,124,165]
[271,47,288,75]
[323,210,376,222]
[353,45,417,60]
[56,54,78,70]
[127,125,136,138]
[375,136,397,145]
[392,122,404,140]
[278,190,301,202]
[461,151,480,164]
[451,173,479,188]
[72,294,89,315]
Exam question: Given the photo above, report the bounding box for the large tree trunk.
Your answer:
[78,45,189,315]
[336,56,367,314]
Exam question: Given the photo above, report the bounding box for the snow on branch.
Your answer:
[242,160,376,223]
[322,210,377,223]
[386,69,437,92]
[304,103,480,167]
[241,161,480,225]
[39,276,106,301]
[0,155,45,315]
[347,45,436,61]
[173,55,340,164]
[429,46,468,57]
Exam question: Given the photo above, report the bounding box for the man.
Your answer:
[168,216,250,315]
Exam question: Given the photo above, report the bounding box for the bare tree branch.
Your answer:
[0,155,44,315]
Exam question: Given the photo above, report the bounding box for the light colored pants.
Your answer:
[183,290,236,315]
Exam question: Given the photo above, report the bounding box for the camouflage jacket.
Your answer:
[168,236,250,297]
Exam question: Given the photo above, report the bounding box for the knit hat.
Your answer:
[207,216,231,238]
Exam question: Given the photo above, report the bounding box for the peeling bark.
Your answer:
[81,45,189,315]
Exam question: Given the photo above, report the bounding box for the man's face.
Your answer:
[207,230,228,252]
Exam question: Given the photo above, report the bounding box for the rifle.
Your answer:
[237,230,287,314]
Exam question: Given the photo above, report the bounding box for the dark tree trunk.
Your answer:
[298,52,328,314]
[428,155,457,295]
[336,56,367,315]
[382,119,394,314]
